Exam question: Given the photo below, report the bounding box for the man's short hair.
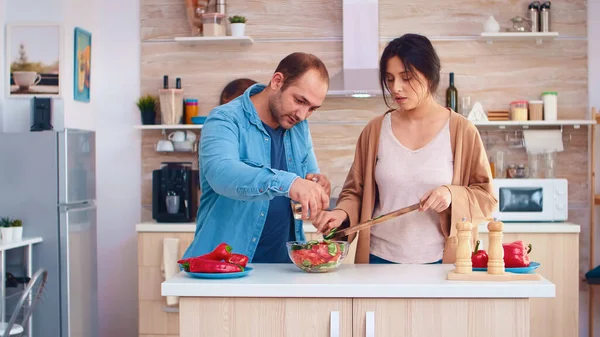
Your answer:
[274,52,329,91]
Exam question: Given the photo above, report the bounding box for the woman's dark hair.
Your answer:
[219,78,258,104]
[379,34,441,108]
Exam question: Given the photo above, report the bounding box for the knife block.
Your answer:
[158,89,184,125]
[446,218,541,281]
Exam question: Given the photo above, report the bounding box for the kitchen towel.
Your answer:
[162,238,180,306]
[522,130,564,154]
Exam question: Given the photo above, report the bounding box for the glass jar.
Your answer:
[528,100,543,120]
[202,13,226,37]
[516,164,526,178]
[542,92,558,121]
[185,98,199,124]
[507,164,517,178]
[510,101,528,121]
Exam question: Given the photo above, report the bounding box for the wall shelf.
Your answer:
[480,32,559,44]
[308,119,595,128]
[471,119,595,129]
[173,36,254,45]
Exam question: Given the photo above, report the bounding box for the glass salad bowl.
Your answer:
[286,240,349,273]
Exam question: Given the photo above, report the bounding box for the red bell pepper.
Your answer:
[201,242,233,261]
[471,240,488,268]
[227,253,249,267]
[188,259,244,273]
[503,241,532,268]
[177,242,233,265]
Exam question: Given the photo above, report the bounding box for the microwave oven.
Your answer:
[492,178,568,222]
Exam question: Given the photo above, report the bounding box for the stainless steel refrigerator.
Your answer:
[0,129,98,337]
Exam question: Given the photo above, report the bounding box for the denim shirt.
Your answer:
[182,84,319,261]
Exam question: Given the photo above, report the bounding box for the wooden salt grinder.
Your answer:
[455,217,473,274]
[487,219,505,275]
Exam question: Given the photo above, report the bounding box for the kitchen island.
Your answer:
[162,263,555,337]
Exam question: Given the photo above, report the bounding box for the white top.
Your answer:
[162,264,555,299]
[136,222,581,234]
[370,114,452,263]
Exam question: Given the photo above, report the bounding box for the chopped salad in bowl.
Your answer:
[287,240,349,273]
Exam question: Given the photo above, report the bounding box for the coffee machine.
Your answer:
[152,162,198,223]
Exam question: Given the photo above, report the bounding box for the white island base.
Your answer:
[162,264,555,337]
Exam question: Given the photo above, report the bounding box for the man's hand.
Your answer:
[289,178,329,220]
[305,173,331,197]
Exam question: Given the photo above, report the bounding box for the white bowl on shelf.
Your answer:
[172,140,195,152]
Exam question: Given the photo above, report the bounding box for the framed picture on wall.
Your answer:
[74,27,91,102]
[5,23,62,98]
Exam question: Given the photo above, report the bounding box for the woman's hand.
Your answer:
[313,209,348,235]
[420,186,452,213]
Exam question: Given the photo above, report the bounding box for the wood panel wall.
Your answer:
[140,0,590,333]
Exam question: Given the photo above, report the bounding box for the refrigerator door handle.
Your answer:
[59,201,96,212]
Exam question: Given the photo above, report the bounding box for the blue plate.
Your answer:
[472,261,540,274]
[184,266,253,279]
[191,116,207,124]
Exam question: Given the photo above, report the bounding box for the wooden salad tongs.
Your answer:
[324,202,421,240]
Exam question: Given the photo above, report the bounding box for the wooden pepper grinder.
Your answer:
[487,218,505,275]
[454,217,473,274]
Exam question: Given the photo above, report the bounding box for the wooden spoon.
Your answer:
[324,202,421,240]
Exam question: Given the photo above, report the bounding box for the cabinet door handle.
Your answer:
[330,311,340,337]
[366,311,375,337]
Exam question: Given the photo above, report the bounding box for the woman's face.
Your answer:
[384,56,430,111]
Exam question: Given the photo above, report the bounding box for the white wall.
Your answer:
[61,0,96,131]
[1,0,141,335]
[94,0,141,335]
[2,0,65,131]
[0,0,5,131]
[2,0,95,132]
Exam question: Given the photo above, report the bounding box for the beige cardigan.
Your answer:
[335,110,498,264]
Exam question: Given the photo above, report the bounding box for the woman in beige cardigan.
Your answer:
[313,34,497,264]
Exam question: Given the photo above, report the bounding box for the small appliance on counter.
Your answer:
[152,162,198,223]
[30,96,53,131]
[492,178,567,222]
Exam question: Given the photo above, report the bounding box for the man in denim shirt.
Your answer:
[183,52,332,263]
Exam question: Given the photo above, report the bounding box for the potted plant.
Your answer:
[229,15,247,37]
[1,217,13,244]
[11,219,22,242]
[136,94,158,125]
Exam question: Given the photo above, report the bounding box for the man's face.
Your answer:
[268,69,328,129]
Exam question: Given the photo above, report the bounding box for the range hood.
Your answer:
[327,0,381,98]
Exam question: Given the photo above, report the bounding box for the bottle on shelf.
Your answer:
[446,72,458,112]
[529,1,541,32]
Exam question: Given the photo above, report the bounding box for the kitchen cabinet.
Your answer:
[478,232,579,337]
[137,232,195,337]
[165,264,552,337]
[180,298,352,337]
[352,298,529,337]
[138,224,579,337]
